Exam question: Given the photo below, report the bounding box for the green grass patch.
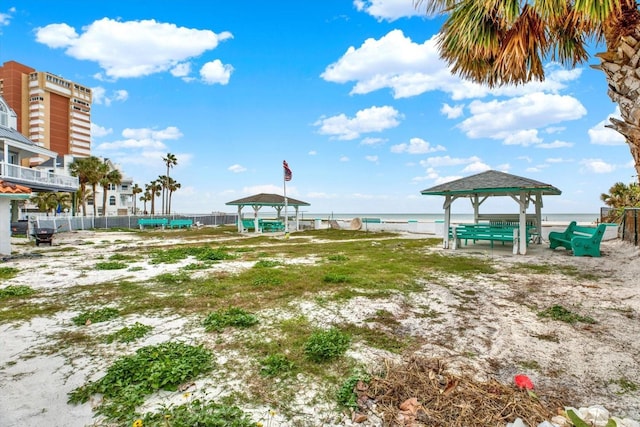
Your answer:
[154,271,191,285]
[149,245,235,264]
[202,307,259,332]
[140,399,254,427]
[0,266,19,280]
[95,261,128,270]
[104,322,152,344]
[537,305,596,324]
[254,259,283,268]
[337,369,371,408]
[72,307,120,326]
[259,353,296,377]
[304,327,351,363]
[68,342,213,422]
[0,285,35,298]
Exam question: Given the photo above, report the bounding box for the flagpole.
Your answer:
[283,169,289,235]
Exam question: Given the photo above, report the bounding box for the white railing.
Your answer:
[0,161,78,190]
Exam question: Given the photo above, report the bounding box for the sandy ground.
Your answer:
[1,229,639,427]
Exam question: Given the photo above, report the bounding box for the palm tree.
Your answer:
[166,177,181,215]
[162,153,177,214]
[31,192,58,216]
[141,191,151,215]
[100,168,123,217]
[54,192,71,215]
[69,156,102,217]
[131,183,142,215]
[90,161,109,217]
[157,175,169,214]
[600,181,640,221]
[416,0,640,179]
[146,180,162,215]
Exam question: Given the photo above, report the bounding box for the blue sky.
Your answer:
[0,1,634,214]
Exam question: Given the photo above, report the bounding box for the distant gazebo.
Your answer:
[226,193,310,233]
[421,170,561,254]
[0,180,32,255]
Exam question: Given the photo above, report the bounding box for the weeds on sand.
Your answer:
[71,307,119,326]
[95,261,129,270]
[0,266,19,280]
[0,285,35,298]
[139,399,255,427]
[304,327,351,363]
[609,377,638,394]
[259,353,296,377]
[154,271,191,285]
[537,304,596,324]
[202,307,259,332]
[149,246,235,264]
[104,322,152,344]
[68,342,213,422]
[337,369,371,409]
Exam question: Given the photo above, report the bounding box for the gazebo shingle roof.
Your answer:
[421,170,561,196]
[226,193,310,207]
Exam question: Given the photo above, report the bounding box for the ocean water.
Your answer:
[294,212,600,224]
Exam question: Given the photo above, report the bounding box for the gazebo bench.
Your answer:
[451,224,529,253]
[548,221,613,257]
[241,218,263,232]
[262,220,285,232]
[138,218,168,229]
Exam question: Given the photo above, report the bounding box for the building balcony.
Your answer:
[0,161,79,192]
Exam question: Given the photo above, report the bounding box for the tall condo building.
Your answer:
[0,60,92,162]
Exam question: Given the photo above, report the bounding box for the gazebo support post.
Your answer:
[443,195,452,249]
[534,193,543,244]
[518,191,528,255]
[251,205,261,234]
[237,206,243,233]
[294,206,300,231]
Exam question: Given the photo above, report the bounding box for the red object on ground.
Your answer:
[514,374,534,389]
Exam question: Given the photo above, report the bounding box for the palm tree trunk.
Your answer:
[594,28,640,180]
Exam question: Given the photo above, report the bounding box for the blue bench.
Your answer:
[138,218,168,229]
[549,221,614,257]
[169,219,193,229]
[362,218,381,224]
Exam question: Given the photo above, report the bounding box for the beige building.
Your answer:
[0,60,92,162]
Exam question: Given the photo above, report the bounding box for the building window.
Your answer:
[88,197,94,206]
[109,196,116,206]
[0,101,7,127]
[121,184,128,191]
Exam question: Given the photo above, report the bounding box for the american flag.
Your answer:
[283,160,292,181]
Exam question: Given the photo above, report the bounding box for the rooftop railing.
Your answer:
[0,161,79,191]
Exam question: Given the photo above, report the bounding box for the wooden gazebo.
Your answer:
[421,170,562,254]
[226,193,310,233]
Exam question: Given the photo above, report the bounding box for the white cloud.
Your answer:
[588,108,626,146]
[365,155,379,163]
[353,0,423,21]
[228,164,246,173]
[537,140,574,149]
[200,59,233,85]
[462,161,490,173]
[171,62,191,78]
[0,8,15,27]
[390,137,445,154]
[580,159,616,174]
[441,103,464,119]
[308,150,317,155]
[459,92,586,143]
[361,137,386,145]
[339,156,350,162]
[35,18,232,80]
[314,105,402,140]
[91,86,128,106]
[321,30,581,100]
[243,184,296,196]
[122,126,183,140]
[419,155,481,167]
[91,123,112,138]
[545,157,570,163]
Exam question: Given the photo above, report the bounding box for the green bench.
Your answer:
[138,218,168,229]
[549,221,614,257]
[169,219,193,229]
[241,218,263,232]
[362,218,381,224]
[262,220,285,232]
[450,224,531,254]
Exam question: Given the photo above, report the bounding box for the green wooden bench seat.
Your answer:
[138,218,168,229]
[450,223,532,254]
[262,220,285,232]
[548,221,614,257]
[241,218,263,232]
[362,218,382,224]
[169,219,193,229]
